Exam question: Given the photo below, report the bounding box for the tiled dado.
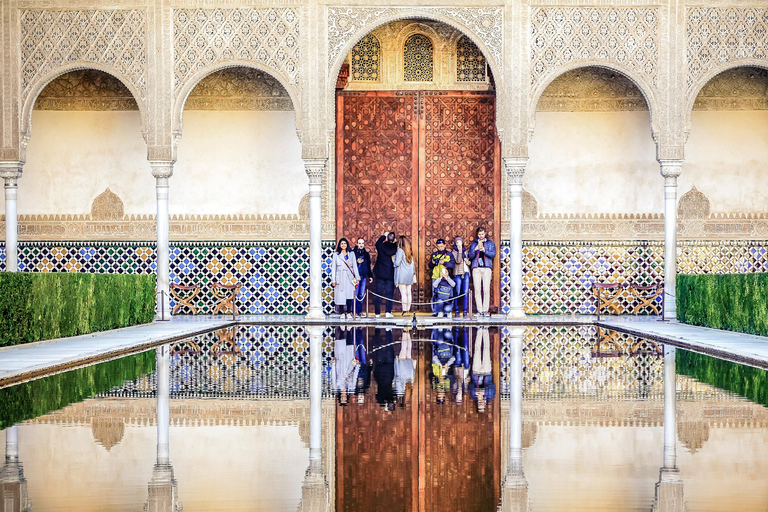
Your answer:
[499,240,768,315]
[0,241,336,315]
[2,240,767,316]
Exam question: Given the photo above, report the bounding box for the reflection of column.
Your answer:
[299,326,329,512]
[1,163,23,273]
[1,425,32,512]
[146,344,181,512]
[500,327,528,512]
[660,161,682,319]
[305,160,327,320]
[651,344,685,512]
[308,326,323,461]
[504,159,526,319]
[151,162,174,319]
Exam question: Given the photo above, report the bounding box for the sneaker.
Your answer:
[375,314,381,318]
[462,312,468,317]
[431,313,438,317]
[437,312,444,318]
[385,312,394,318]
[447,312,453,319]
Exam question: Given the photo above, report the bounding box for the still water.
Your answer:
[1,325,767,511]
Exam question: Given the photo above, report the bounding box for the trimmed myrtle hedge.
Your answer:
[676,349,768,407]
[676,273,768,336]
[0,350,156,429]
[0,272,155,347]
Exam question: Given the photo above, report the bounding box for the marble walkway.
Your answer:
[2,313,768,388]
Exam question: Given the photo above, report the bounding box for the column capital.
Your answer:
[304,159,327,186]
[503,157,527,185]
[659,160,683,185]
[150,161,174,180]
[0,162,23,181]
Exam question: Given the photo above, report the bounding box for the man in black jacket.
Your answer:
[373,231,398,318]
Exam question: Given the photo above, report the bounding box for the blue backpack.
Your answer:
[435,280,453,304]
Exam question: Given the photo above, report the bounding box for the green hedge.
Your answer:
[676,349,768,407]
[676,273,768,336]
[0,350,156,429]
[0,273,155,347]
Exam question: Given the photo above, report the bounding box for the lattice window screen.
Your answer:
[351,34,381,81]
[403,34,434,82]
[456,36,486,82]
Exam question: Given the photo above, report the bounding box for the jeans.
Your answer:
[373,279,395,314]
[453,273,470,314]
[432,291,454,315]
[355,277,368,314]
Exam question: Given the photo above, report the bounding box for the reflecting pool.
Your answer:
[1,325,767,511]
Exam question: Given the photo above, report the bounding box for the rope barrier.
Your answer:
[361,288,469,307]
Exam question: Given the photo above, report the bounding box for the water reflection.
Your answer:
[0,425,32,512]
[500,327,528,512]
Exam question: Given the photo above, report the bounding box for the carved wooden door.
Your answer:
[337,91,500,310]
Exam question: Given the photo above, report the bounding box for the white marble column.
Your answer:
[5,425,18,463]
[1,163,22,273]
[504,159,527,319]
[500,326,529,512]
[660,161,682,320]
[663,344,677,469]
[151,163,173,320]
[308,326,323,461]
[156,344,170,465]
[305,160,327,320]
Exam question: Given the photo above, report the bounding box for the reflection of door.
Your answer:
[337,91,500,310]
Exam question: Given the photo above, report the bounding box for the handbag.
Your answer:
[340,254,360,287]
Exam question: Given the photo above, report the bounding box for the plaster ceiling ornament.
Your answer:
[687,8,768,93]
[173,8,299,95]
[530,7,660,95]
[522,189,538,220]
[327,7,502,74]
[34,69,139,111]
[185,67,293,111]
[20,9,147,101]
[537,66,648,111]
[693,66,768,110]
[90,188,125,221]
[677,186,711,220]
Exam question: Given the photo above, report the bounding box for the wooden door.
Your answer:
[337,91,500,311]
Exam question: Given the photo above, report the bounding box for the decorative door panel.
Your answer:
[337,92,419,262]
[420,92,501,306]
[337,91,500,309]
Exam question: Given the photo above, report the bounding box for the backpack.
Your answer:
[435,280,453,303]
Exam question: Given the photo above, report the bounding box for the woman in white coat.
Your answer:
[331,238,360,318]
[394,235,416,315]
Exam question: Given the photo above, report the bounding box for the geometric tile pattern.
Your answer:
[500,240,768,315]
[530,7,660,92]
[20,10,147,100]
[499,326,664,399]
[686,8,768,92]
[173,8,300,92]
[7,241,335,315]
[100,326,336,399]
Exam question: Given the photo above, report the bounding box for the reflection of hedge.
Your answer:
[0,273,155,347]
[0,350,156,429]
[676,273,768,336]
[676,349,768,407]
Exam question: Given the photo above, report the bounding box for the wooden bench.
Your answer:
[170,283,201,314]
[593,282,664,321]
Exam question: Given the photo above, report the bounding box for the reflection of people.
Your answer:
[452,327,471,404]
[468,227,496,317]
[431,328,455,404]
[394,236,415,315]
[373,232,398,318]
[394,331,416,405]
[353,238,372,317]
[331,326,360,405]
[469,327,495,413]
[331,238,360,319]
[372,328,396,410]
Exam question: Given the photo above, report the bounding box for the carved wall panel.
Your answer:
[687,8,768,94]
[20,9,147,103]
[173,8,300,96]
[536,67,648,111]
[530,7,660,98]
[327,7,503,74]
[184,67,293,110]
[34,69,138,111]
[693,66,768,110]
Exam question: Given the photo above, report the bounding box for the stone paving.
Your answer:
[2,313,768,388]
